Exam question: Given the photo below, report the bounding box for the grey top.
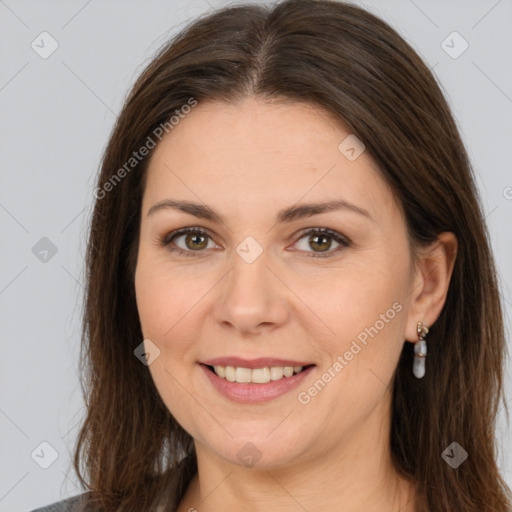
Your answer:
[29,491,169,512]
[30,493,91,512]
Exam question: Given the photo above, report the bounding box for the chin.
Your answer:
[206,432,310,471]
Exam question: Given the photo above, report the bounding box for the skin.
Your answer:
[134,97,457,512]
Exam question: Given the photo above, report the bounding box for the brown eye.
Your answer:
[308,233,332,252]
[183,232,208,251]
[293,228,350,258]
[162,227,214,256]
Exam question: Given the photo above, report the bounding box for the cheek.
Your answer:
[302,271,407,433]
[135,261,167,340]
[135,253,200,342]
[315,263,406,335]
[307,250,409,382]
[135,259,200,426]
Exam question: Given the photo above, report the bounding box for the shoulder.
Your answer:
[29,492,93,512]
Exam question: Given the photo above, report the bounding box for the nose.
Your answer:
[212,246,290,336]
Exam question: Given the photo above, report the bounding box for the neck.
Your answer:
[177,397,418,512]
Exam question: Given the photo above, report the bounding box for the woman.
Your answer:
[32,0,511,510]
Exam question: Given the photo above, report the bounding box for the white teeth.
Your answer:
[225,366,236,382]
[213,365,225,378]
[283,366,294,377]
[210,365,305,383]
[252,367,271,383]
[270,367,284,380]
[235,367,252,383]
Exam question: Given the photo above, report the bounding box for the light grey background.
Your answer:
[0,0,511,510]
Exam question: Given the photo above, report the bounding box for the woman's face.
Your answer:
[135,97,417,469]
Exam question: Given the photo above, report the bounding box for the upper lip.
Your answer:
[201,357,315,369]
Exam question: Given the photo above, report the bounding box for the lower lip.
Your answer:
[199,363,316,404]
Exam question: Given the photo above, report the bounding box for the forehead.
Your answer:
[150,97,349,166]
[143,97,398,223]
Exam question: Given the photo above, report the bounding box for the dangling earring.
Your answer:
[413,321,429,379]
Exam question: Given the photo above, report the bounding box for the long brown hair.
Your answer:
[73,1,511,510]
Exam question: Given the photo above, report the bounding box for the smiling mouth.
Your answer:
[203,363,315,384]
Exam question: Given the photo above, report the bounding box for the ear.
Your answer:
[404,232,458,343]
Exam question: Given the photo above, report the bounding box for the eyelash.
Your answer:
[161,226,350,259]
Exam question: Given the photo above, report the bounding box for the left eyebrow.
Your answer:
[146,199,373,223]
[276,199,373,223]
